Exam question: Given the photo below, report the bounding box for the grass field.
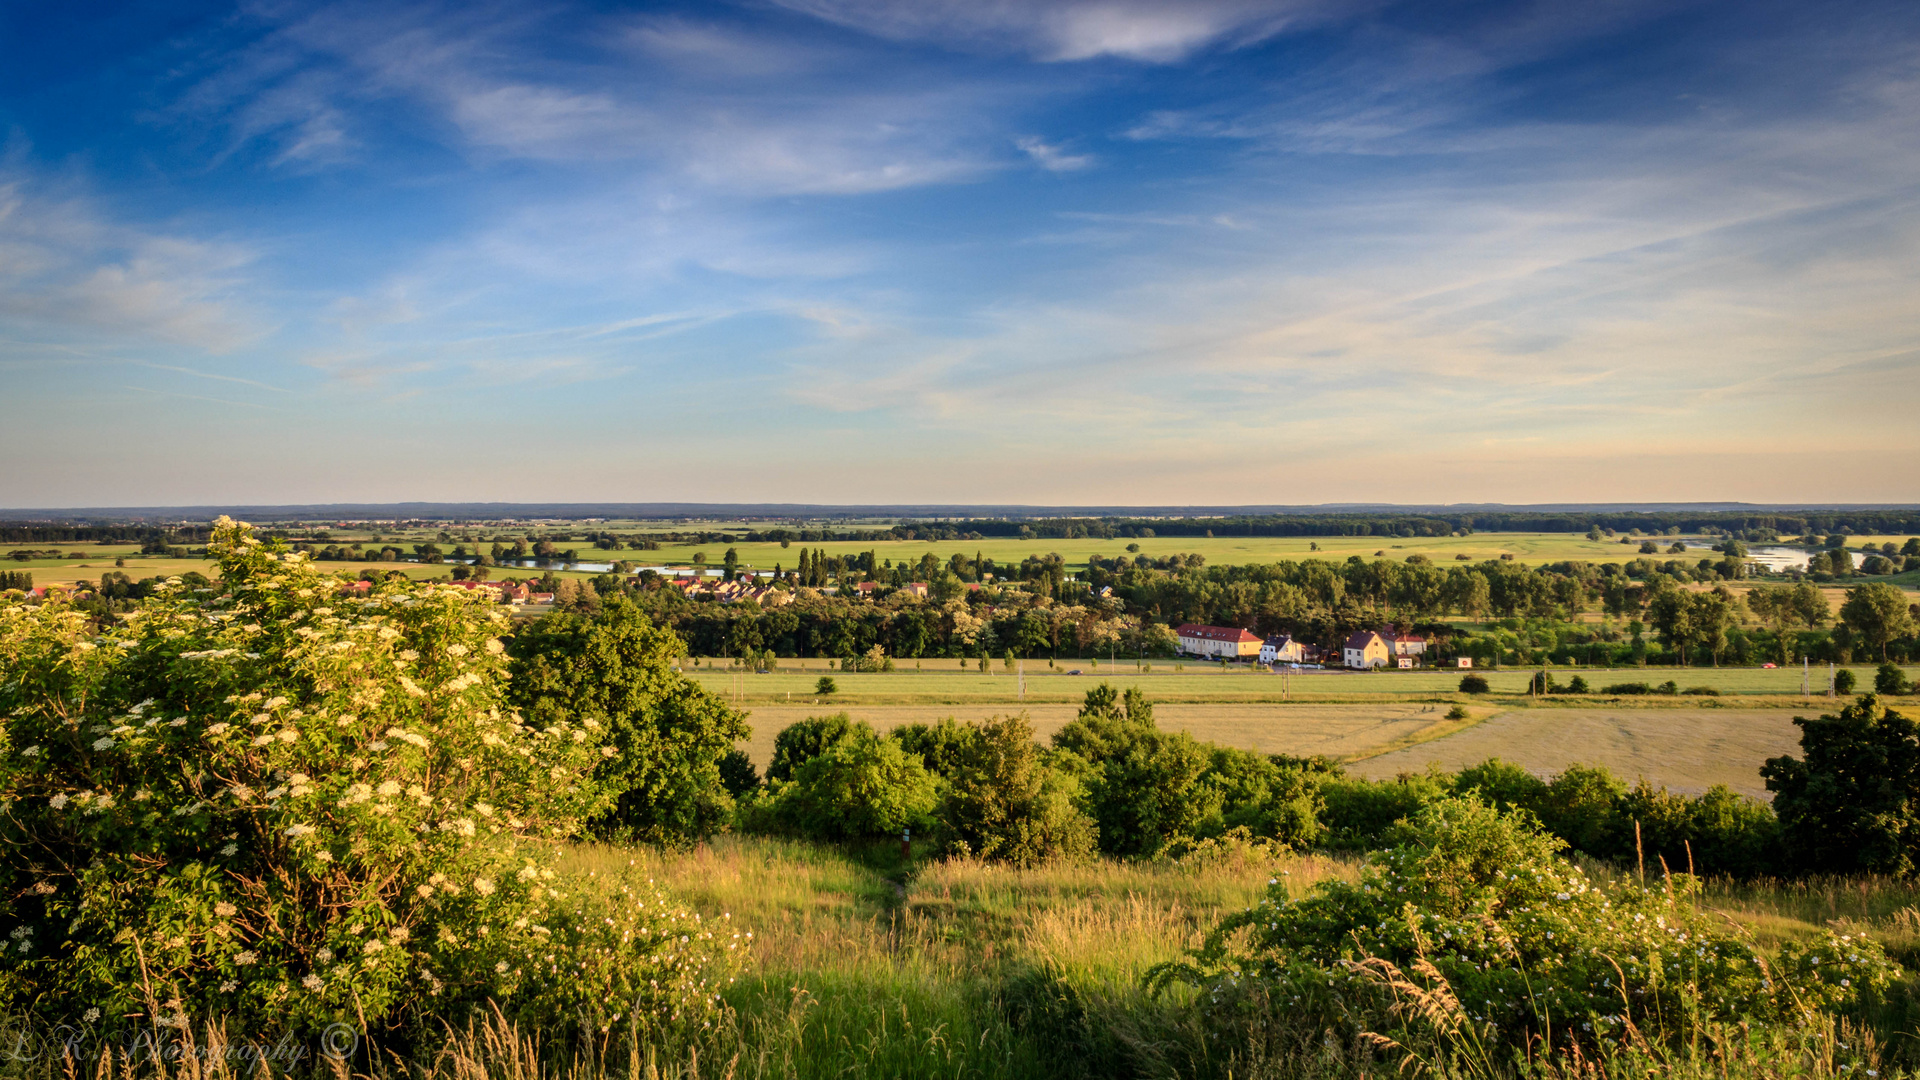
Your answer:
[688,662,1918,706]
[1352,707,1806,799]
[528,835,1920,1078]
[574,530,1699,573]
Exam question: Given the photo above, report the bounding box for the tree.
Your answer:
[0,519,736,1038]
[815,675,838,696]
[936,714,1096,865]
[1835,668,1858,695]
[1840,582,1914,661]
[1459,674,1490,694]
[766,712,856,782]
[756,725,938,841]
[508,597,749,843]
[1051,687,1207,856]
[1763,695,1920,874]
[1877,663,1913,696]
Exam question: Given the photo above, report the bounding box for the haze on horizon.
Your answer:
[2,0,1916,509]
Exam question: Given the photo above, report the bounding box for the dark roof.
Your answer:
[1345,631,1383,650]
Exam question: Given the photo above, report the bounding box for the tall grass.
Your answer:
[23,840,1920,1078]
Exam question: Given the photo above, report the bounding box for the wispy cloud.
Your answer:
[1016,136,1093,172]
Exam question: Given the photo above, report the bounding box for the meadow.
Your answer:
[524,835,1920,1079]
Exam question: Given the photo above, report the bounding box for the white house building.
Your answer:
[1343,631,1389,669]
[1259,634,1308,665]
[1176,623,1263,660]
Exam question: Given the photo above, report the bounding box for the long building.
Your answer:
[1175,623,1263,660]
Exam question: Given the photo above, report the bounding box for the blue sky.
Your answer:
[2,0,1916,507]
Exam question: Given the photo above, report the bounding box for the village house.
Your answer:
[1175,623,1263,660]
[1381,628,1428,658]
[1259,634,1308,665]
[1343,630,1389,669]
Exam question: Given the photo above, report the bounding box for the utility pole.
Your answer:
[1018,658,1025,699]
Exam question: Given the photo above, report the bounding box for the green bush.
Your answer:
[0,518,737,1039]
[814,675,838,696]
[765,712,856,782]
[1193,746,1324,848]
[936,714,1095,865]
[1563,675,1590,693]
[717,748,759,797]
[750,723,937,841]
[890,717,978,779]
[1682,685,1721,696]
[1834,669,1858,694]
[1878,662,1913,696]
[1765,695,1920,874]
[1604,681,1652,695]
[1458,674,1490,694]
[1444,704,1469,720]
[1155,798,1894,1057]
[507,598,747,843]
[1052,685,1208,856]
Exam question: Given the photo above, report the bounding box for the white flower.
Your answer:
[495,962,509,973]
[214,902,238,917]
[91,737,115,751]
[277,729,298,743]
[234,951,258,965]
[417,885,435,898]
[315,851,334,862]
[376,781,402,797]
[302,973,324,991]
[446,643,469,656]
[218,980,237,993]
[251,735,275,747]
[473,877,496,895]
[20,746,40,758]
[220,842,238,856]
[285,824,315,838]
[49,794,68,810]
[82,1007,100,1023]
[206,723,231,736]
[485,638,505,655]
[363,939,386,955]
[317,948,334,963]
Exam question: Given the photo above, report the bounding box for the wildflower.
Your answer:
[91,737,115,751]
[220,842,238,856]
[376,781,402,797]
[206,723,231,736]
[234,951,258,965]
[474,877,496,895]
[496,962,510,973]
[20,746,40,758]
[83,1008,100,1023]
[302,974,324,992]
[285,824,315,838]
[214,902,238,918]
[316,851,334,862]
[317,948,334,963]
[446,643,469,656]
[218,980,237,993]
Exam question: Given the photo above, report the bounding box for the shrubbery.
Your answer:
[0,518,740,1039]
[1156,798,1895,1059]
[746,720,938,841]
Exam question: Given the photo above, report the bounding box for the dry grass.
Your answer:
[1350,707,1806,798]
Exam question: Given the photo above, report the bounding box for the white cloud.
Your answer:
[0,178,266,351]
[770,0,1331,62]
[1016,136,1093,172]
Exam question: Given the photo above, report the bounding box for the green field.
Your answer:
[687,661,1915,706]
[578,530,1695,574]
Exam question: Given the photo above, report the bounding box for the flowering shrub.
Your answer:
[1153,798,1898,1055]
[0,518,738,1039]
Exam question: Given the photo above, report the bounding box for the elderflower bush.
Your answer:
[1153,798,1897,1053]
[0,518,737,1039]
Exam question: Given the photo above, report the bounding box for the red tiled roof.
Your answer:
[1176,623,1261,643]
